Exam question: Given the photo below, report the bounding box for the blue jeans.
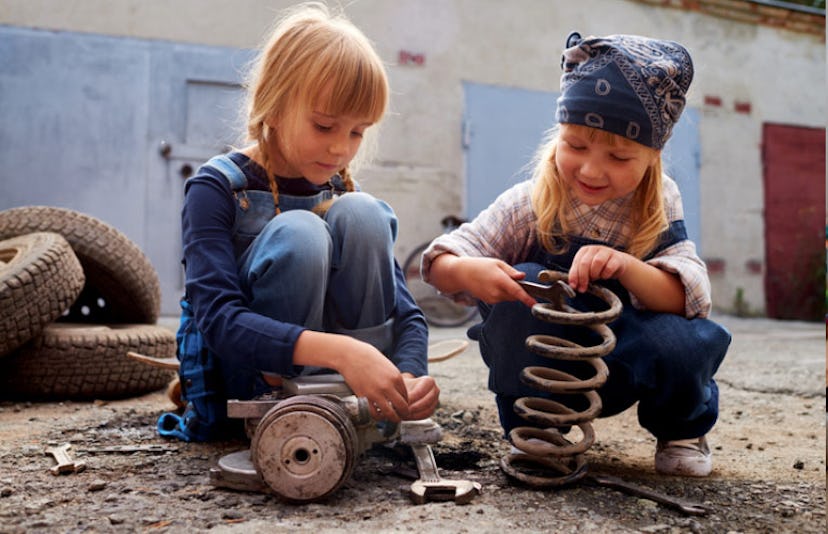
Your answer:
[233,192,398,395]
[475,262,731,442]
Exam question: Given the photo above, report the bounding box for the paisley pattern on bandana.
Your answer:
[555,32,694,149]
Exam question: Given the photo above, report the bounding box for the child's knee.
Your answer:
[248,211,331,275]
[262,210,329,248]
[326,192,397,241]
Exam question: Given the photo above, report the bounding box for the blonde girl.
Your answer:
[171,3,438,441]
[423,32,730,477]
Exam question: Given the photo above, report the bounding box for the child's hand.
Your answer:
[435,256,536,308]
[568,245,630,293]
[342,350,409,423]
[294,331,412,422]
[401,374,440,420]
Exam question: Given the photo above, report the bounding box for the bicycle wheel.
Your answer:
[402,242,478,328]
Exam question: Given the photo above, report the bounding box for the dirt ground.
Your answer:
[0,314,824,533]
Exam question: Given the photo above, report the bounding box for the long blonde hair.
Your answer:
[530,124,667,259]
[244,2,389,213]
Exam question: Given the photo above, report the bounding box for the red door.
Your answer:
[762,123,826,320]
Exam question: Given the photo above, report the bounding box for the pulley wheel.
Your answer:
[251,395,358,503]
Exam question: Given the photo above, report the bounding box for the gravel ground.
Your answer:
[0,314,824,533]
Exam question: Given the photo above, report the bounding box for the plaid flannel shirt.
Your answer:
[422,176,712,319]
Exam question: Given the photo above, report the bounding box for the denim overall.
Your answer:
[160,154,399,441]
[472,230,731,442]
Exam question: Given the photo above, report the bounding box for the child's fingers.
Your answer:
[498,265,536,307]
[371,389,408,422]
[597,253,622,280]
[571,246,621,292]
[569,251,592,292]
[515,284,538,308]
[388,384,410,420]
[401,377,433,420]
[505,266,527,281]
[406,387,440,420]
[498,278,536,307]
[589,249,612,280]
[362,359,410,422]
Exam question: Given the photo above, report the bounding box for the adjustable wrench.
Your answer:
[45,443,86,475]
[409,443,481,505]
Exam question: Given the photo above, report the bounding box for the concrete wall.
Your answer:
[1,0,824,315]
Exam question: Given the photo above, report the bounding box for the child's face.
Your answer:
[555,124,656,206]
[270,106,372,185]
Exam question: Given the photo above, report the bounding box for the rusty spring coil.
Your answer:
[500,270,623,487]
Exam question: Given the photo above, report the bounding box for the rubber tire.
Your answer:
[0,206,161,323]
[0,232,85,358]
[0,323,176,400]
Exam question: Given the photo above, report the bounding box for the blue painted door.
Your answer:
[143,46,252,313]
[661,108,701,252]
[462,82,558,219]
[0,27,152,239]
[463,82,701,251]
[0,27,251,314]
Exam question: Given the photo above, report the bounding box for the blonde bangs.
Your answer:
[295,23,388,123]
[317,49,387,123]
[246,6,388,135]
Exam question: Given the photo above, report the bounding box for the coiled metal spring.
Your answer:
[501,270,622,487]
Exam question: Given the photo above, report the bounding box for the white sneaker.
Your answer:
[654,436,712,477]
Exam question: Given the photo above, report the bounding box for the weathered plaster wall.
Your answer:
[1,0,824,314]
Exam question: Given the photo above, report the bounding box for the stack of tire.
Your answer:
[0,206,175,401]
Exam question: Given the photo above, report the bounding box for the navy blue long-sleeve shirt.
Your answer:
[181,152,428,379]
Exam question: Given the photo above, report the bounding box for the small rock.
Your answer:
[248,494,270,506]
[635,498,659,510]
[792,460,804,470]
[88,480,107,492]
[1,488,12,498]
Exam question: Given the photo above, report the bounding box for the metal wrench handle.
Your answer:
[587,473,709,516]
[411,443,441,482]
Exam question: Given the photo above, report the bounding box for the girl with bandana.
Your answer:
[423,32,730,477]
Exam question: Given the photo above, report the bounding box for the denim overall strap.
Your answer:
[214,163,347,256]
[202,154,248,190]
[643,220,689,260]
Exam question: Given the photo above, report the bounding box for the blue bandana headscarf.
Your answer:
[555,32,694,149]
